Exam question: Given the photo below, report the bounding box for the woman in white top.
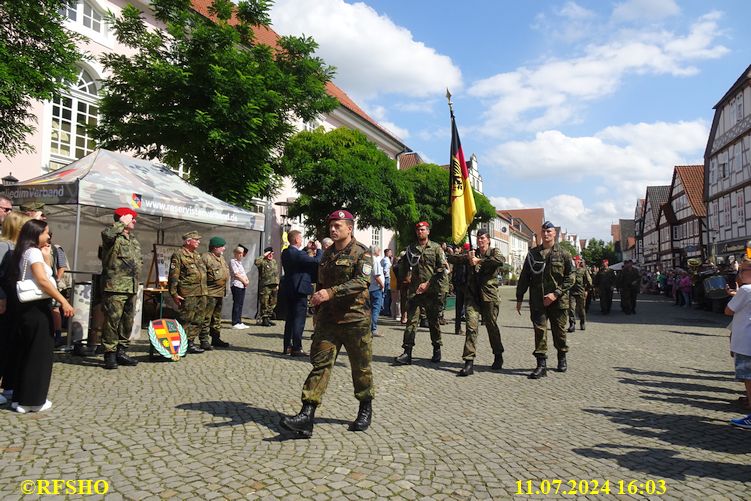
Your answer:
[8,219,74,413]
[230,246,250,328]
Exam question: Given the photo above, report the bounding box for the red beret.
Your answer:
[573,255,581,261]
[415,221,430,228]
[327,209,354,221]
[602,259,609,264]
[463,243,470,250]
[114,207,137,219]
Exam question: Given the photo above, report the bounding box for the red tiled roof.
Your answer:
[399,152,424,170]
[674,165,706,217]
[189,1,400,145]
[499,208,545,243]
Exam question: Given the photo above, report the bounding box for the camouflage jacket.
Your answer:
[254,256,279,287]
[202,252,229,298]
[398,239,446,299]
[516,243,575,310]
[100,222,142,294]
[594,268,617,290]
[168,247,208,297]
[316,238,371,325]
[570,267,592,296]
[448,247,505,302]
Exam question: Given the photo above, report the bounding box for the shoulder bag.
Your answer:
[16,252,51,303]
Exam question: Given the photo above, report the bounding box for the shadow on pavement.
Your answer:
[666,329,726,338]
[614,367,735,382]
[573,443,751,482]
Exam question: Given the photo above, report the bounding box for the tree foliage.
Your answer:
[397,163,452,247]
[559,240,578,257]
[281,127,417,240]
[581,238,617,265]
[0,0,82,158]
[94,0,337,207]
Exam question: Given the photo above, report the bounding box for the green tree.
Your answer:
[398,163,451,247]
[559,240,578,257]
[469,190,498,233]
[280,127,417,240]
[0,0,82,157]
[581,238,617,265]
[94,0,337,206]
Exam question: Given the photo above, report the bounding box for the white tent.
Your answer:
[0,149,266,320]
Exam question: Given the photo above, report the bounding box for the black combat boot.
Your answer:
[279,403,316,438]
[187,341,204,354]
[116,346,138,366]
[431,346,442,363]
[350,400,372,432]
[557,352,568,373]
[211,335,229,348]
[261,317,272,327]
[394,348,412,365]
[580,320,585,331]
[528,356,547,379]
[104,351,118,370]
[457,359,474,377]
[567,319,576,333]
[491,353,504,370]
[200,339,213,351]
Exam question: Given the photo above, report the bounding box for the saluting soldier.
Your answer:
[516,221,575,379]
[169,231,208,354]
[254,246,279,327]
[100,207,143,370]
[394,221,446,365]
[447,229,506,376]
[280,210,374,438]
[568,256,592,331]
[594,259,616,314]
[201,237,230,349]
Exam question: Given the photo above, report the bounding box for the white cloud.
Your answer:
[489,196,526,210]
[532,2,597,43]
[379,121,409,140]
[612,0,680,23]
[469,12,728,136]
[270,0,462,101]
[486,119,708,239]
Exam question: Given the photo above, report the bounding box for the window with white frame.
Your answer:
[60,0,107,35]
[371,227,382,249]
[48,66,99,171]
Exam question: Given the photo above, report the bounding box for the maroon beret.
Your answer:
[327,209,354,221]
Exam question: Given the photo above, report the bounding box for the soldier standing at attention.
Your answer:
[255,246,279,327]
[394,221,446,365]
[568,256,592,331]
[594,259,616,314]
[516,221,575,379]
[202,237,230,349]
[447,229,506,376]
[279,210,374,438]
[100,208,143,370]
[169,231,208,354]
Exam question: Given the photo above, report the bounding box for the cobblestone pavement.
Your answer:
[1,287,750,500]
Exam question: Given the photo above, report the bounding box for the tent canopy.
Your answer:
[0,149,264,231]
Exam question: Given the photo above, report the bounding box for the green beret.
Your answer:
[182,231,202,240]
[209,236,226,248]
[20,201,45,212]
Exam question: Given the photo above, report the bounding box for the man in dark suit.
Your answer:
[281,230,322,356]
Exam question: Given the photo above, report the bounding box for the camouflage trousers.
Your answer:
[568,293,586,323]
[178,295,208,343]
[530,305,568,357]
[301,321,374,405]
[202,296,224,339]
[401,293,442,350]
[259,285,278,320]
[463,297,503,361]
[101,292,136,353]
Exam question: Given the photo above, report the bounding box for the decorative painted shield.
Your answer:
[148,318,187,361]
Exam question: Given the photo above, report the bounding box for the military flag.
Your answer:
[448,95,476,243]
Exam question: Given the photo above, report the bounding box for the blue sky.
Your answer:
[269,0,751,240]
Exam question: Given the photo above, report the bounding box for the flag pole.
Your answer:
[446,88,454,116]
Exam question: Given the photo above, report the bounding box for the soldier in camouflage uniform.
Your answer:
[100,207,143,370]
[254,246,279,327]
[617,259,641,314]
[516,221,575,379]
[280,210,374,438]
[394,221,446,365]
[594,259,617,314]
[447,229,506,376]
[201,236,230,349]
[168,231,208,354]
[568,256,592,331]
